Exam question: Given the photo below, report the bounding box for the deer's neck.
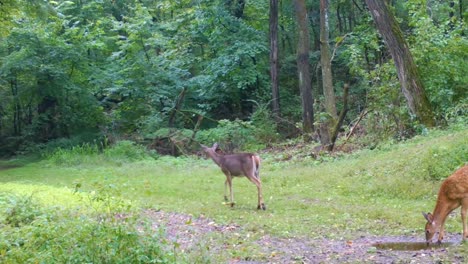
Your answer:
[207,151,223,167]
[431,196,451,226]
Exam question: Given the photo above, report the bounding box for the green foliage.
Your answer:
[0,194,176,264]
[445,99,468,127]
[406,1,468,115]
[196,119,256,151]
[421,145,467,181]
[0,0,466,155]
[249,103,280,145]
[196,104,279,151]
[104,140,153,161]
[46,143,100,166]
[45,140,154,166]
[1,127,467,262]
[2,194,43,227]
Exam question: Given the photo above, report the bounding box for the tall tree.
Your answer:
[318,0,337,148]
[294,0,314,138]
[364,0,435,127]
[269,0,280,117]
[320,0,337,119]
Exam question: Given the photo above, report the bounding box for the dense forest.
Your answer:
[0,0,466,156]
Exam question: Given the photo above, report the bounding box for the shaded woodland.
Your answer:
[0,0,466,156]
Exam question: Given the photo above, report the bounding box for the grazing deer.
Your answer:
[423,165,468,245]
[201,143,266,210]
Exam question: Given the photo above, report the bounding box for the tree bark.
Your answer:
[365,0,435,127]
[327,83,349,151]
[317,0,337,148]
[269,0,280,117]
[320,0,337,119]
[294,0,314,138]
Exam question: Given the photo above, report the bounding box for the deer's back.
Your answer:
[440,165,468,200]
[220,153,256,176]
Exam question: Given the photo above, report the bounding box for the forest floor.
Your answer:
[143,209,465,264]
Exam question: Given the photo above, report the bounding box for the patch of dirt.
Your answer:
[142,209,466,263]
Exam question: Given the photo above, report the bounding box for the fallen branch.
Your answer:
[341,109,369,146]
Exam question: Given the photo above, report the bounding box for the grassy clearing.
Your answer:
[0,127,467,262]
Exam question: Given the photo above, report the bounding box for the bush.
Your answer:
[196,119,257,152]
[422,145,467,181]
[1,194,44,227]
[196,106,279,152]
[0,194,178,264]
[46,143,101,166]
[104,140,152,160]
[45,140,155,166]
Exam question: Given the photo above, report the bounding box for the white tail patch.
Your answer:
[253,155,261,178]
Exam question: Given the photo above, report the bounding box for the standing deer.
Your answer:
[423,165,468,245]
[201,143,266,210]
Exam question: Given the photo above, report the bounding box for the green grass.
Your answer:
[0,127,467,262]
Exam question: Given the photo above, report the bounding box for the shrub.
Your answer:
[196,106,280,152]
[45,143,100,166]
[104,140,152,161]
[1,194,43,227]
[0,194,178,264]
[196,119,257,152]
[422,145,467,181]
[44,140,155,166]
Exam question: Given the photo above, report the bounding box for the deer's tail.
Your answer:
[252,155,261,178]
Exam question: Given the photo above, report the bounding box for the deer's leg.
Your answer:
[462,199,468,239]
[226,174,234,207]
[224,179,229,202]
[438,217,447,244]
[246,176,266,210]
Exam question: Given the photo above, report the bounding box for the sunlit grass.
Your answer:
[0,127,466,262]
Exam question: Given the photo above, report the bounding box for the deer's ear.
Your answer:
[422,212,433,223]
[200,144,208,149]
[212,143,219,149]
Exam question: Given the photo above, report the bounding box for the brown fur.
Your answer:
[423,165,468,244]
[201,143,266,210]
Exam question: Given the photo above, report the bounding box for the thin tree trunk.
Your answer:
[336,4,343,33]
[365,0,435,127]
[11,77,20,136]
[318,0,337,148]
[294,0,314,139]
[327,83,349,151]
[269,0,280,117]
[320,0,337,119]
[460,0,464,23]
[168,87,187,128]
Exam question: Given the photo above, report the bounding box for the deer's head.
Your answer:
[422,212,437,244]
[200,143,224,156]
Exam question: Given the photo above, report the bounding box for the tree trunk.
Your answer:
[318,0,337,147]
[269,0,280,117]
[449,1,455,29]
[294,0,314,139]
[336,4,343,33]
[320,0,336,120]
[10,77,21,136]
[365,0,435,127]
[168,87,187,128]
[327,83,350,151]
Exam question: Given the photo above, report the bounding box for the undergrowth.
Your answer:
[0,191,178,264]
[45,140,156,166]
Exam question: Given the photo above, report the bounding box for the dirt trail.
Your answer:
[143,209,465,263]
